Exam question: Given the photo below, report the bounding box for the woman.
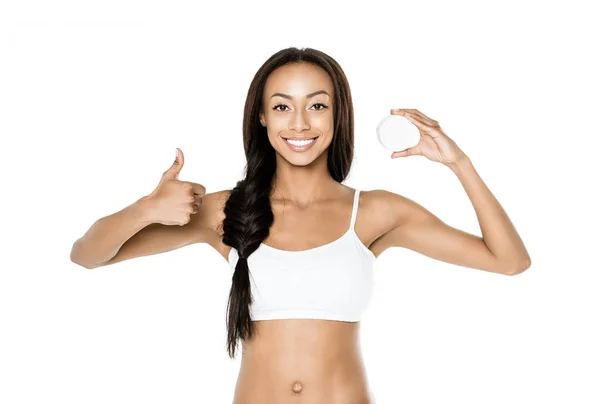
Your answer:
[71,47,531,404]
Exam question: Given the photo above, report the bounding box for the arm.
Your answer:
[447,157,531,273]
[372,158,531,276]
[70,196,154,269]
[70,193,218,269]
[380,109,531,275]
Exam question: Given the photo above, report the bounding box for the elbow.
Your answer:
[70,254,94,270]
[505,258,531,276]
[75,260,96,270]
[70,242,95,270]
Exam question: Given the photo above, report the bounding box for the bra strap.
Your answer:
[349,189,360,230]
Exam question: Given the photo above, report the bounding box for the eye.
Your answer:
[272,103,328,112]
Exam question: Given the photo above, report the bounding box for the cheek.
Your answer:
[318,114,334,133]
[266,113,287,127]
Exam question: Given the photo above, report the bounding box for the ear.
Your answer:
[259,110,266,127]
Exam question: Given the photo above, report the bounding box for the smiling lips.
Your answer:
[284,136,318,152]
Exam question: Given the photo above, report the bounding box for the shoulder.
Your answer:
[183,189,231,238]
[358,189,419,256]
[202,189,232,236]
[361,189,414,229]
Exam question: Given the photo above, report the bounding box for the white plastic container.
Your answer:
[376,114,420,152]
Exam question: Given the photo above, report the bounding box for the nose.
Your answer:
[289,109,310,132]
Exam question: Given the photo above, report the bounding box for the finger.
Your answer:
[191,195,201,211]
[164,147,185,180]
[192,203,200,214]
[407,109,439,126]
[392,109,438,127]
[390,108,411,117]
[391,149,411,158]
[390,108,423,120]
[403,113,430,129]
[182,182,206,196]
[405,113,445,139]
[391,109,430,127]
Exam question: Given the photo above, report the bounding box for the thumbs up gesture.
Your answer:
[146,148,206,226]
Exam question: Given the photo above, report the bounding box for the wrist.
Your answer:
[446,155,472,173]
[134,195,158,226]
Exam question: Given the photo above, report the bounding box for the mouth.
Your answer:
[282,136,319,151]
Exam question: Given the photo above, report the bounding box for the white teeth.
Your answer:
[286,138,315,146]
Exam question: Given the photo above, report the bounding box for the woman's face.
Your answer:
[259,62,335,165]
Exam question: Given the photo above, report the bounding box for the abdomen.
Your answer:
[231,319,375,404]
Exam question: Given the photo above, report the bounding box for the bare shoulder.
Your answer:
[360,189,414,258]
[204,188,410,262]
[201,188,231,232]
[363,189,414,226]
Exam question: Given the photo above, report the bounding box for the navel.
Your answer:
[291,380,303,393]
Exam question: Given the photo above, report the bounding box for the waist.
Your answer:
[243,318,362,357]
[233,319,372,403]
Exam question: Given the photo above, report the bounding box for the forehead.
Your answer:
[264,62,333,99]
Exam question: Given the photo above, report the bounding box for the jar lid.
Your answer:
[376,114,420,152]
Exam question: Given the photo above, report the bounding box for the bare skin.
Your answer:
[196,60,526,402]
[71,53,529,404]
[211,185,390,404]
[210,62,386,403]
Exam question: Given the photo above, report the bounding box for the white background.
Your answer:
[1,0,598,403]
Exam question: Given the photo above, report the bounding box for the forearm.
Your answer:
[70,196,155,268]
[447,156,531,269]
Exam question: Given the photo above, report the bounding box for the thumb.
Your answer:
[164,148,185,180]
[391,149,410,159]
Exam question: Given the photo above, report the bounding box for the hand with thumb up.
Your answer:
[145,148,207,226]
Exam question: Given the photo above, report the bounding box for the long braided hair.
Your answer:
[219,47,355,359]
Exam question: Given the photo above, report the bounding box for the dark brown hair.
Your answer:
[219,47,355,359]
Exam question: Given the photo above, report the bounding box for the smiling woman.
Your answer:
[216,46,384,403]
[70,44,530,404]
[256,62,338,165]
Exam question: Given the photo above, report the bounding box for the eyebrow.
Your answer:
[269,90,330,100]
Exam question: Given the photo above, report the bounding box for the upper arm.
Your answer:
[93,190,226,268]
[370,190,513,275]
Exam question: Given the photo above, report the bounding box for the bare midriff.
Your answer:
[231,318,375,404]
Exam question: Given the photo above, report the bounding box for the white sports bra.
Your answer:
[227,189,376,322]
